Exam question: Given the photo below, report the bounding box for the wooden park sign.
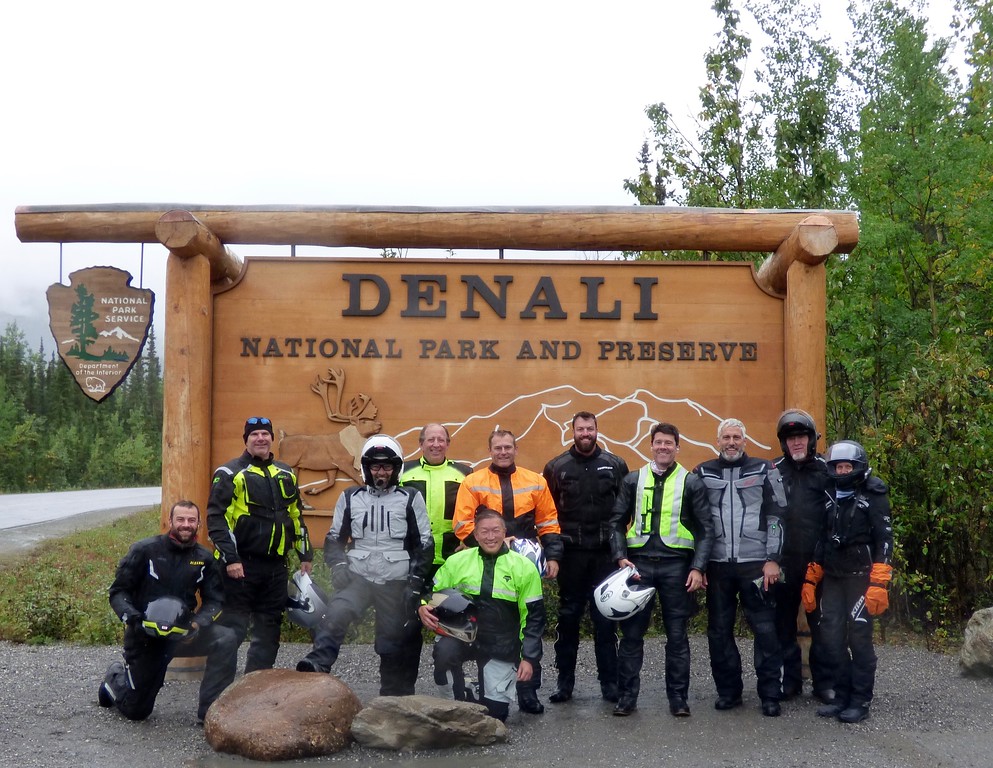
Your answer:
[15,204,856,538]
[46,266,154,402]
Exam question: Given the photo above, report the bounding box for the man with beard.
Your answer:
[772,409,833,703]
[296,435,434,695]
[98,500,237,722]
[542,411,628,704]
[695,418,788,717]
[453,428,563,715]
[608,422,715,717]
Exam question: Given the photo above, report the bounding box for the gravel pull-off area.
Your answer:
[2,636,992,768]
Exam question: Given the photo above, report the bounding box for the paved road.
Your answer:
[0,487,161,558]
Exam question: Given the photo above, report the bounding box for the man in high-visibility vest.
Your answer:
[608,422,714,717]
[398,423,470,693]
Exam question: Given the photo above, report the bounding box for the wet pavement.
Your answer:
[2,637,993,768]
[0,487,160,559]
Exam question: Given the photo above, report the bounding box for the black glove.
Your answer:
[407,575,426,598]
[331,563,353,592]
[403,575,426,621]
[122,611,144,627]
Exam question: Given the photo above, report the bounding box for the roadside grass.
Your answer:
[0,507,164,644]
[0,507,951,654]
[0,507,365,646]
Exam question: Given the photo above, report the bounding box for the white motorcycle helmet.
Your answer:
[360,434,405,487]
[286,570,328,631]
[594,565,656,621]
[511,538,547,577]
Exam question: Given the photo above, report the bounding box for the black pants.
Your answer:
[617,555,695,704]
[819,571,876,707]
[302,575,421,695]
[553,547,618,693]
[104,622,238,721]
[205,555,288,703]
[706,560,783,702]
[776,553,832,694]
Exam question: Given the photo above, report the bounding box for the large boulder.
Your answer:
[960,607,993,676]
[351,695,507,750]
[205,669,362,760]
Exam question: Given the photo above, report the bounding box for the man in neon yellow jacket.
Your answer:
[419,508,545,721]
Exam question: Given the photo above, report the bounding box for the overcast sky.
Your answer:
[0,1,958,349]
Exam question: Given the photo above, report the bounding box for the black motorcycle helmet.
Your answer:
[776,409,819,459]
[825,440,871,490]
[428,589,477,643]
[141,596,192,638]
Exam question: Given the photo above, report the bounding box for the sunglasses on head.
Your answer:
[246,417,271,426]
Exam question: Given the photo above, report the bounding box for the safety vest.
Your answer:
[400,458,469,565]
[625,464,695,551]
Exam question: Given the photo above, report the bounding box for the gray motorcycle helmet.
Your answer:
[825,440,871,490]
[428,589,477,643]
[286,570,328,631]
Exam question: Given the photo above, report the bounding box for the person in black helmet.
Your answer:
[296,434,434,695]
[98,500,237,722]
[772,409,834,703]
[802,440,894,724]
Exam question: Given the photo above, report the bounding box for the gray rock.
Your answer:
[351,694,508,750]
[960,607,993,676]
[204,668,362,760]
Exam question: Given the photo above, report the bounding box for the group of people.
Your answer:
[98,409,893,728]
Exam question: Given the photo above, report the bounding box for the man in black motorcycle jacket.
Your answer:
[98,500,237,722]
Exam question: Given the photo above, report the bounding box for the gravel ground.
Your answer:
[2,635,992,768]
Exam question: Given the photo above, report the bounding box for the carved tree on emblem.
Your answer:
[277,368,383,499]
[68,284,100,359]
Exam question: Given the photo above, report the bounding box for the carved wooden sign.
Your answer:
[211,258,786,537]
[46,266,154,402]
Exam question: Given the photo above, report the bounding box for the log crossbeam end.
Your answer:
[154,210,243,283]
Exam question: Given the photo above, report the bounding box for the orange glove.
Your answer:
[865,563,893,616]
[801,562,823,613]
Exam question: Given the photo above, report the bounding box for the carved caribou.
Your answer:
[278,368,382,498]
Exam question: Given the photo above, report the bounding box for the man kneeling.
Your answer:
[98,500,238,722]
[418,508,545,721]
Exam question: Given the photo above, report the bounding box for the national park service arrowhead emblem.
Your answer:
[47,266,155,402]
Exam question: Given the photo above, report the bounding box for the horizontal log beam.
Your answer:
[14,204,859,254]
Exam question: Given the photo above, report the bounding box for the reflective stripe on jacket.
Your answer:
[400,457,470,565]
[625,464,695,551]
[431,543,545,663]
[453,464,563,562]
